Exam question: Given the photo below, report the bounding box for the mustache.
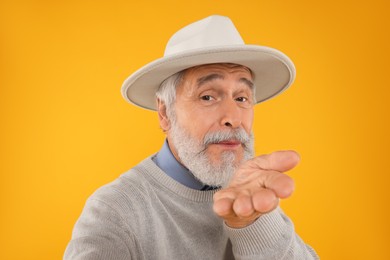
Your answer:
[202,128,251,148]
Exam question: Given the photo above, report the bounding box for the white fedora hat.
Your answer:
[121,15,296,110]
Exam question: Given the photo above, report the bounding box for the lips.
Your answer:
[211,139,242,149]
[217,140,241,145]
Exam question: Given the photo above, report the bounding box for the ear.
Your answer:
[157,98,171,132]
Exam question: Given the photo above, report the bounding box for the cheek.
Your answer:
[191,115,216,140]
[176,107,214,139]
[241,109,254,132]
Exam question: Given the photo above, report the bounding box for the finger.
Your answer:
[213,189,237,202]
[232,194,255,217]
[251,150,300,172]
[213,197,236,218]
[262,171,295,199]
[213,189,239,217]
[252,189,279,213]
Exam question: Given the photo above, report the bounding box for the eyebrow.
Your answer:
[239,78,254,90]
[196,73,254,90]
[197,74,224,87]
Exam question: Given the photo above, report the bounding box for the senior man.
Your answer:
[65,15,318,259]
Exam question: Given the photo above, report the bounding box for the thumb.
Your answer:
[250,150,300,172]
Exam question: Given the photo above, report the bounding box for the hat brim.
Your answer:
[121,45,296,111]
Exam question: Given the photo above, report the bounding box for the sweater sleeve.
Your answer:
[64,198,139,260]
[225,207,319,260]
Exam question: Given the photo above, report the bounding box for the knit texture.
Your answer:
[64,156,318,259]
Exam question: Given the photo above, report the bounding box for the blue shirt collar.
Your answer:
[153,140,215,190]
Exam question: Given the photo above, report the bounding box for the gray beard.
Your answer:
[169,120,254,188]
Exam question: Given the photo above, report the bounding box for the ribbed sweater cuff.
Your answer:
[225,208,290,256]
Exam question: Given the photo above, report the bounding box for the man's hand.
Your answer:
[213,151,300,228]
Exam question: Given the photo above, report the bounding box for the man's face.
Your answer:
[164,63,255,186]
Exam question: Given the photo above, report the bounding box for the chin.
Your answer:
[210,151,243,167]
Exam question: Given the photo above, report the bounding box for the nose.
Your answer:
[220,99,241,128]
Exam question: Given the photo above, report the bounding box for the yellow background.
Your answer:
[1,0,389,259]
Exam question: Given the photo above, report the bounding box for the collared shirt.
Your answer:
[152,140,216,190]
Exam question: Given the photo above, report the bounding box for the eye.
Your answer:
[200,95,214,101]
[236,97,248,102]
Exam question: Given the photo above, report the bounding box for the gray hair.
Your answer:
[155,70,185,119]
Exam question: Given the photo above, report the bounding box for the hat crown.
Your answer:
[164,15,245,56]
